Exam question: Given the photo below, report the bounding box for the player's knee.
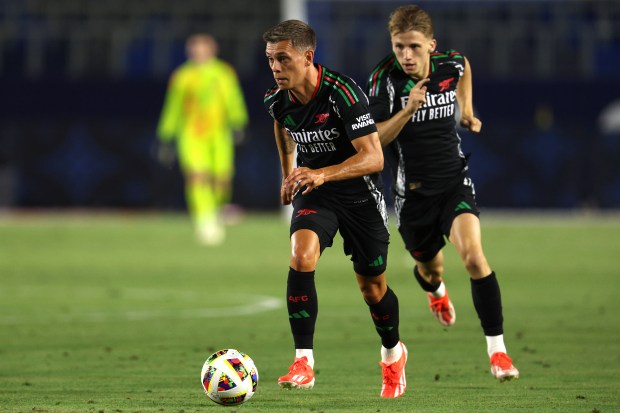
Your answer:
[358,281,385,304]
[290,248,318,272]
[187,171,210,185]
[462,251,488,276]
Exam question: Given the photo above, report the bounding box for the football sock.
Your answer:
[295,349,315,368]
[485,334,507,358]
[471,272,504,337]
[413,265,442,295]
[214,177,232,209]
[432,282,446,298]
[381,342,403,364]
[287,267,318,350]
[367,286,400,349]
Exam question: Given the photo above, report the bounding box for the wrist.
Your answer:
[317,168,327,184]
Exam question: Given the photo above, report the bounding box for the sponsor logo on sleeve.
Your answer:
[351,113,375,130]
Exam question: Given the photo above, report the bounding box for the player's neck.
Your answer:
[290,64,319,104]
[191,56,214,65]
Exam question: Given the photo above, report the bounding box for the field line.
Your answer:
[0,295,283,325]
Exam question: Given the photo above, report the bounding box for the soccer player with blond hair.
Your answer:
[367,5,519,381]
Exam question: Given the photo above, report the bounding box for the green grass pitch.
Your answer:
[1,211,619,412]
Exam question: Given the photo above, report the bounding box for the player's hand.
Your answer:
[157,141,177,168]
[460,115,482,133]
[282,167,325,203]
[403,78,429,116]
[232,128,247,145]
[280,179,290,205]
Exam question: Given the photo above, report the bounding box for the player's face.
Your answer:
[391,30,436,79]
[187,37,215,63]
[265,40,309,91]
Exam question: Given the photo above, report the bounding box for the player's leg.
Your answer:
[341,197,406,398]
[449,212,519,381]
[185,170,221,244]
[278,228,320,389]
[414,251,456,327]
[449,213,490,278]
[396,193,455,326]
[279,195,338,390]
[179,137,221,245]
[355,272,400,356]
[355,272,407,398]
[211,131,234,216]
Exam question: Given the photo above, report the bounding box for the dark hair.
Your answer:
[262,19,316,52]
[388,5,433,37]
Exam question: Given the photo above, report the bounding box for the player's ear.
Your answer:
[304,49,314,66]
[429,38,437,53]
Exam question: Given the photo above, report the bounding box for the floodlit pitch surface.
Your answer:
[1,212,618,412]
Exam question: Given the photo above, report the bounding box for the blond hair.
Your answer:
[388,5,433,37]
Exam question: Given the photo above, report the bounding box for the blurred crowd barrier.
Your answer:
[0,0,618,209]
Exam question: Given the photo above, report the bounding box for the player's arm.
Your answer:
[374,78,429,146]
[283,131,383,198]
[222,65,249,130]
[157,70,185,142]
[274,120,297,205]
[456,57,482,133]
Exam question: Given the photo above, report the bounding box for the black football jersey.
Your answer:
[367,50,467,196]
[264,64,383,200]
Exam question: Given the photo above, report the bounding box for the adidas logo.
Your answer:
[454,201,472,212]
[283,114,295,127]
[289,310,310,319]
[369,255,384,267]
[402,80,415,93]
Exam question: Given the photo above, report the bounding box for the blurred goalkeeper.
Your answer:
[157,33,248,245]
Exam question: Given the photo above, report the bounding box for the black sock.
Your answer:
[287,267,318,349]
[413,265,440,293]
[471,272,504,336]
[367,287,400,349]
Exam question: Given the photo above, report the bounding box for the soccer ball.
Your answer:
[200,349,259,406]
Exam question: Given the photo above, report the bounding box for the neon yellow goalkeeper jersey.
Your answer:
[157,58,248,142]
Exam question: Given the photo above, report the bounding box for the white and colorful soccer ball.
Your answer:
[200,348,259,406]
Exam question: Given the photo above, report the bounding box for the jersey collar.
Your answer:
[287,64,323,104]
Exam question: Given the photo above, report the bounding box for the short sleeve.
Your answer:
[366,63,393,123]
[327,75,377,140]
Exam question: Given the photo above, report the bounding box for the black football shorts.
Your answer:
[394,173,480,262]
[289,187,389,276]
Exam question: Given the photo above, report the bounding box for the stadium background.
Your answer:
[0,0,619,211]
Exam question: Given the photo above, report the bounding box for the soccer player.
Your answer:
[263,20,407,398]
[366,5,519,382]
[157,34,248,245]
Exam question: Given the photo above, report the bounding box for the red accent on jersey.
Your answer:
[288,90,296,103]
[314,113,330,124]
[288,65,323,104]
[295,209,318,218]
[369,56,395,96]
[323,75,356,106]
[438,77,455,92]
[288,295,309,302]
[310,64,324,100]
